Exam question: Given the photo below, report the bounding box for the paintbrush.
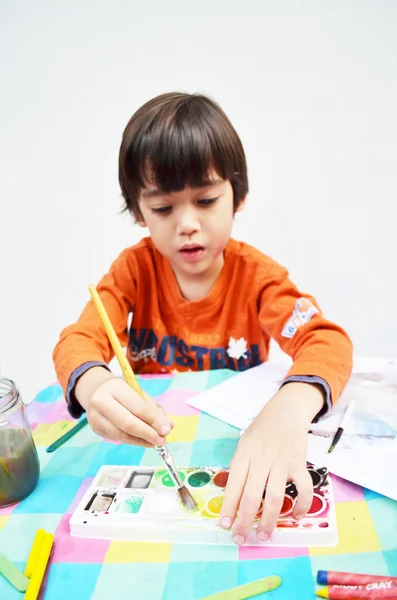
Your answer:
[88,284,198,512]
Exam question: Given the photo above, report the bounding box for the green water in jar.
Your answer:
[0,428,40,507]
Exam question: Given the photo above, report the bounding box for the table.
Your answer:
[1,369,396,599]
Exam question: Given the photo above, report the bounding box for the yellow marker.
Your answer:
[24,532,54,600]
[200,575,282,600]
[88,285,144,397]
[24,529,46,578]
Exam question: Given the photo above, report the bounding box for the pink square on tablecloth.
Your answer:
[239,544,309,560]
[26,401,58,426]
[43,401,73,423]
[0,501,20,515]
[330,474,365,503]
[52,511,110,563]
[157,390,201,416]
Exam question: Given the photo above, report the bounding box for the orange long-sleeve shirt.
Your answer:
[53,237,353,418]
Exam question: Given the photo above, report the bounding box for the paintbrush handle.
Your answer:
[155,444,183,488]
[88,285,145,399]
[88,285,179,477]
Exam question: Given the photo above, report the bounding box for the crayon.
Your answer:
[317,584,397,599]
[24,532,54,600]
[318,571,397,586]
[24,529,46,578]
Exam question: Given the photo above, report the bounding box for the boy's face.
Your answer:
[137,171,242,284]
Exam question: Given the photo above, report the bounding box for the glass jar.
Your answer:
[0,378,40,507]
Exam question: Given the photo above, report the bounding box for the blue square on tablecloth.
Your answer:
[86,442,145,476]
[363,487,385,501]
[190,438,237,467]
[0,514,62,561]
[33,384,63,403]
[238,556,314,599]
[367,497,397,551]
[207,368,236,388]
[92,563,169,600]
[13,475,82,514]
[163,560,238,600]
[383,550,397,575]
[45,563,102,600]
[138,376,173,397]
[40,444,100,478]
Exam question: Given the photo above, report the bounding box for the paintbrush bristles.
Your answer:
[177,485,199,512]
[155,445,199,512]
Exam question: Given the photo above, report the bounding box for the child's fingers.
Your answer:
[99,379,172,434]
[231,466,268,544]
[98,394,166,446]
[291,468,313,519]
[93,413,153,447]
[219,456,249,532]
[144,393,175,429]
[256,466,287,541]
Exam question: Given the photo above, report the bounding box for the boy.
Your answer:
[53,92,353,545]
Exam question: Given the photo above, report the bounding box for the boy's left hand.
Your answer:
[219,382,324,545]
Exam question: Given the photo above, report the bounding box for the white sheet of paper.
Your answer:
[186,360,289,429]
[186,356,397,500]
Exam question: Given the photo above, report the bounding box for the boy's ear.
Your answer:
[136,218,147,228]
[235,195,247,213]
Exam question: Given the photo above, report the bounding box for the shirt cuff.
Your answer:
[66,361,110,419]
[281,375,331,422]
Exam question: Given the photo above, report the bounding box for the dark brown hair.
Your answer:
[119,92,248,219]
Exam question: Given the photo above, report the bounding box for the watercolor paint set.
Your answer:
[69,463,337,546]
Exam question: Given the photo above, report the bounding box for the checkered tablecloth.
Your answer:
[1,370,396,599]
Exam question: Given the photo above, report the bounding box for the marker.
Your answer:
[317,584,397,599]
[318,571,397,586]
[46,416,88,452]
[328,401,356,453]
[200,575,282,599]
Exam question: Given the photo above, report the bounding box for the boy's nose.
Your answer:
[176,209,201,236]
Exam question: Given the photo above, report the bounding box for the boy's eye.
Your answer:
[198,197,218,206]
[152,206,172,215]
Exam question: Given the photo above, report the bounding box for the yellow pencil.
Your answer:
[24,529,46,578]
[24,532,54,600]
[88,285,144,397]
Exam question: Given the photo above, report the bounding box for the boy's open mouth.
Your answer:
[179,245,205,261]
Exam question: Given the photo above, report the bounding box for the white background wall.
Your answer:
[1,0,396,402]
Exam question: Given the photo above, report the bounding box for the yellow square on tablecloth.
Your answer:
[166,415,200,443]
[105,541,172,563]
[310,500,381,556]
[32,421,74,446]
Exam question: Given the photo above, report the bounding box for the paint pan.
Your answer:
[85,492,115,512]
[187,470,212,488]
[280,495,294,516]
[212,470,229,489]
[70,464,337,547]
[307,493,326,516]
[97,467,128,489]
[126,471,153,489]
[307,465,328,489]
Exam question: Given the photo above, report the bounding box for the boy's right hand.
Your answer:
[75,367,174,447]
